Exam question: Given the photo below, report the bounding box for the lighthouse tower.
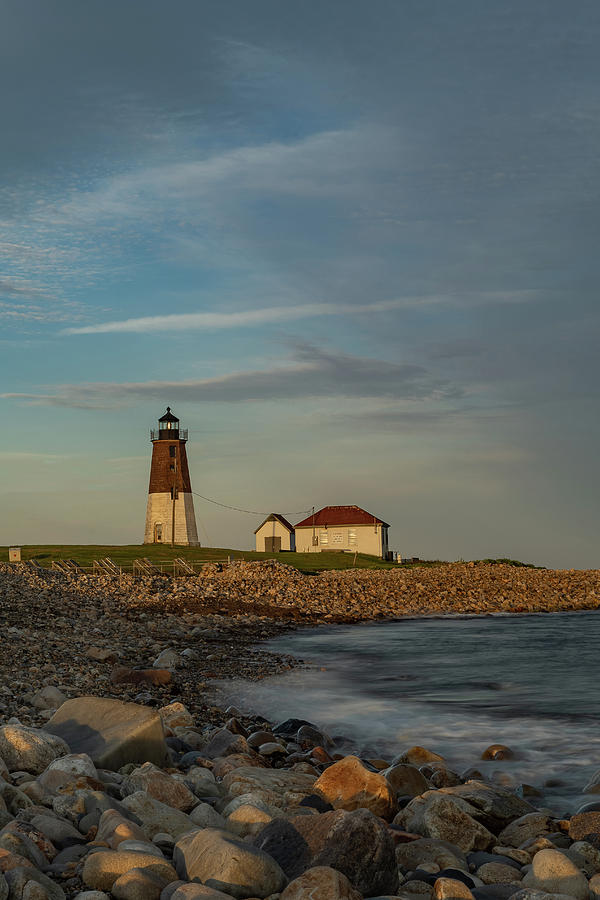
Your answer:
[144,408,200,546]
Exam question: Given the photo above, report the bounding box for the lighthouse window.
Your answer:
[169,445,176,457]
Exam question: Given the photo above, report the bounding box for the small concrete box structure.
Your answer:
[294,505,390,558]
[254,513,295,552]
[8,547,21,562]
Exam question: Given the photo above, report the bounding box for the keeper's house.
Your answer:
[254,513,296,552]
[294,505,390,558]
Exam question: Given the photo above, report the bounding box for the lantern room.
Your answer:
[150,407,189,442]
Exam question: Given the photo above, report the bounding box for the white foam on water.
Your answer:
[215,611,600,813]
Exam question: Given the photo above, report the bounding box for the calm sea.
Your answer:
[218,611,600,814]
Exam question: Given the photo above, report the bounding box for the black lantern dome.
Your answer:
[150,407,188,441]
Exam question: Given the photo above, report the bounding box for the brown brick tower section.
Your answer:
[148,440,192,494]
[144,408,199,546]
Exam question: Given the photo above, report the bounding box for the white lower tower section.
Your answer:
[144,492,200,545]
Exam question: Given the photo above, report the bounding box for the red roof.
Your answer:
[254,513,296,534]
[295,505,389,529]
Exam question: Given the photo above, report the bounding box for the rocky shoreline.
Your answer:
[1,560,600,899]
[0,693,599,900]
[2,559,599,728]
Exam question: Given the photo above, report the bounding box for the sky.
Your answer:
[1,0,599,567]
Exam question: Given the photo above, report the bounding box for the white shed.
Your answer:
[254,513,296,552]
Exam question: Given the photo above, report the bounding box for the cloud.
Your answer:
[62,292,538,335]
[1,343,461,408]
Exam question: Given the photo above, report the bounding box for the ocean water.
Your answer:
[218,611,600,814]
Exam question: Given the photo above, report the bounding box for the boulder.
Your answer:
[521,848,589,900]
[440,781,537,831]
[95,810,149,849]
[111,865,174,900]
[481,745,514,761]
[121,792,197,840]
[202,730,249,760]
[43,753,98,781]
[569,810,600,841]
[396,838,468,873]
[29,814,85,850]
[393,747,445,766]
[227,803,273,837]
[221,767,316,808]
[253,807,399,896]
[153,649,181,669]
[183,766,220,799]
[313,755,396,820]
[476,862,522,884]
[82,849,177,892]
[45,697,168,770]
[437,783,534,831]
[169,885,239,899]
[173,827,286,899]
[384,763,429,798]
[280,866,362,899]
[111,667,172,687]
[399,794,495,852]
[433,877,475,898]
[188,802,227,830]
[123,763,197,812]
[510,891,576,900]
[497,814,551,848]
[31,687,67,711]
[4,866,65,900]
[0,726,69,775]
[159,703,195,731]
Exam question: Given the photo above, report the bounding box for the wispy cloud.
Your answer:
[0,343,461,408]
[62,292,538,335]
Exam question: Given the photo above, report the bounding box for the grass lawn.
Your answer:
[0,543,416,574]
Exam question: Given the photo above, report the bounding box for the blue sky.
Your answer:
[1,0,599,566]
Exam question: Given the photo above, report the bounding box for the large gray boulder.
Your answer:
[44,697,168,770]
[5,866,65,900]
[0,725,70,775]
[395,837,468,872]
[122,763,197,812]
[438,782,535,830]
[121,791,197,840]
[253,807,399,897]
[397,793,495,852]
[173,827,286,899]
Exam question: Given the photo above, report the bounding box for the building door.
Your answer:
[265,536,281,552]
[154,523,163,543]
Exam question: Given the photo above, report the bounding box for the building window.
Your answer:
[169,445,176,457]
[332,531,343,544]
[319,529,329,545]
[348,529,357,545]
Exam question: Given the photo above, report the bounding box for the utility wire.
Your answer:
[191,490,311,518]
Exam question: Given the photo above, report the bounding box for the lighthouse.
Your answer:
[144,408,200,546]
